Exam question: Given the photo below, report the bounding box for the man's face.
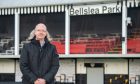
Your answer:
[34,24,47,40]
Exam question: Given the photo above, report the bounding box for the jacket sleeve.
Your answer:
[43,45,60,83]
[19,44,37,83]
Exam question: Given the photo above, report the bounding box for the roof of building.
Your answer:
[0,0,139,15]
[0,0,122,8]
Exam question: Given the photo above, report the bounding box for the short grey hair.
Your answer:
[27,23,52,41]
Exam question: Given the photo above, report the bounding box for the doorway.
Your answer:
[85,63,104,84]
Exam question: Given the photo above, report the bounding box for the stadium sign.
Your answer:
[69,3,121,15]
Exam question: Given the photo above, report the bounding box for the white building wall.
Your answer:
[15,60,22,82]
[0,59,15,73]
[129,59,140,78]
[77,59,86,74]
[77,59,128,74]
[56,59,75,82]
[104,59,128,74]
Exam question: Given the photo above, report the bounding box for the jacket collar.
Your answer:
[30,36,49,48]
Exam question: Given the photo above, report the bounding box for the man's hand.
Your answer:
[34,78,46,84]
[34,79,40,84]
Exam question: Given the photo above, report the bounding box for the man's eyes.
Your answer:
[37,30,46,32]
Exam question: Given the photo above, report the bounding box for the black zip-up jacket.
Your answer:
[20,38,60,84]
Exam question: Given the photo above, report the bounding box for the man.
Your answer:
[20,23,60,84]
[127,17,133,37]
